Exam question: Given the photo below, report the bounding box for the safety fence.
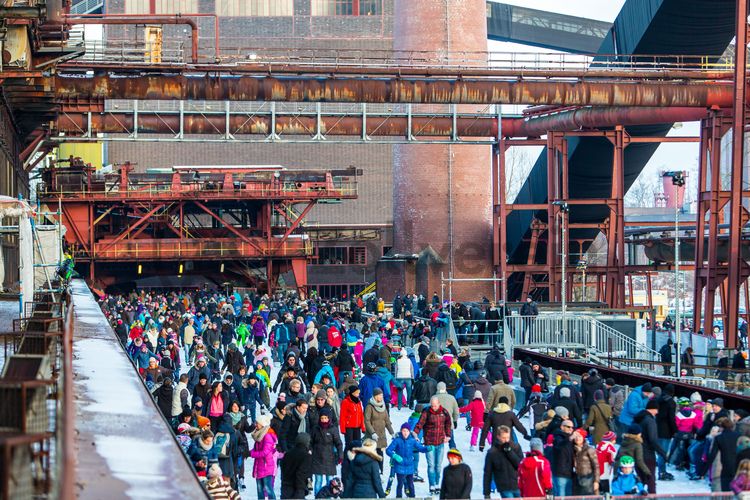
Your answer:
[0,292,74,500]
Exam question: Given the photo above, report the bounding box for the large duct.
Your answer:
[389,0,493,301]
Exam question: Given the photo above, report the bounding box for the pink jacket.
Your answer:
[675,409,699,433]
[250,428,278,479]
[459,398,486,427]
[353,342,364,368]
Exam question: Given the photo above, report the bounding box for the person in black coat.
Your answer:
[281,432,313,499]
[656,384,677,480]
[279,398,312,453]
[483,425,524,497]
[633,401,667,494]
[551,422,575,496]
[344,438,385,498]
[153,377,174,419]
[707,417,741,492]
[519,358,535,402]
[410,372,438,407]
[311,409,343,492]
[554,387,582,428]
[580,369,604,412]
[440,449,473,499]
[659,339,674,375]
[484,346,509,384]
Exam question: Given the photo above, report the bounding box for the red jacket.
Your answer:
[339,395,365,433]
[459,398,486,427]
[518,450,552,497]
[328,326,343,349]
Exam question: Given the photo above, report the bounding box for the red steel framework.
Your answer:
[37,159,358,292]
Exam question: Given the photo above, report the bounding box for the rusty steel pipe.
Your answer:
[55,106,716,138]
[0,6,45,18]
[64,16,199,63]
[50,74,734,107]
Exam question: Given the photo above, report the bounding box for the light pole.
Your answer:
[577,259,588,302]
[668,171,686,376]
[553,201,570,340]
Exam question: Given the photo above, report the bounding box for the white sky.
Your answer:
[487,0,701,208]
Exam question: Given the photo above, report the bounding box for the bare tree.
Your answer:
[504,147,535,201]
[625,172,658,208]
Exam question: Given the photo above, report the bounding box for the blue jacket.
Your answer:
[611,472,646,495]
[239,380,264,409]
[358,373,386,406]
[375,367,393,401]
[346,328,360,346]
[620,386,649,426]
[314,364,336,386]
[385,434,428,475]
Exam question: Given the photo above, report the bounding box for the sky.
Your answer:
[486,0,702,209]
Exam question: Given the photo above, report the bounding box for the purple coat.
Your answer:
[295,322,306,339]
[252,320,266,338]
[250,428,278,479]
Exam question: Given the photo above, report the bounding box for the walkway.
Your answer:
[69,279,204,499]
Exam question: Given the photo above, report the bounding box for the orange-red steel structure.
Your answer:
[37,159,358,291]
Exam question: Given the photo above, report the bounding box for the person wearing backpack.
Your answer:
[517,385,549,437]
[214,414,239,488]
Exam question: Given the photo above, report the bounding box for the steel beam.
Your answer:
[50,75,735,107]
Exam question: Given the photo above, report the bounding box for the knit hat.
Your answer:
[620,455,635,468]
[605,378,615,386]
[447,448,462,460]
[207,463,222,479]
[627,423,642,435]
[401,422,412,432]
[436,381,447,392]
[560,387,571,398]
[601,431,617,442]
[319,407,332,420]
[573,428,588,439]
[531,384,542,393]
[554,406,569,418]
[197,416,210,428]
[641,382,653,393]
[373,387,383,397]
[646,399,659,410]
[349,384,360,395]
[177,423,191,434]
[474,390,483,399]
[276,400,287,412]
[651,386,662,399]
[530,437,543,452]
[256,414,272,428]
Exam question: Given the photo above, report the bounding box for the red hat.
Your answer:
[601,431,616,442]
[531,384,542,393]
[574,428,588,439]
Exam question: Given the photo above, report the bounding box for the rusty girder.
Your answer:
[49,74,734,107]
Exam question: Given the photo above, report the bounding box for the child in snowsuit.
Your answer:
[386,422,429,498]
[459,390,486,451]
[611,455,648,496]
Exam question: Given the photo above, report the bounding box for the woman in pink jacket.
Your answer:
[459,390,486,450]
[250,414,278,499]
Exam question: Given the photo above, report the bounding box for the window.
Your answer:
[312,246,367,265]
[216,0,293,16]
[125,0,197,14]
[311,0,382,16]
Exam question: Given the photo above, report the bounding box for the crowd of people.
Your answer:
[99,287,750,499]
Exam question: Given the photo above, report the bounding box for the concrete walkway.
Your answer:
[69,279,205,499]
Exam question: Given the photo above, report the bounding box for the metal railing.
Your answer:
[69,0,104,15]
[91,237,312,260]
[0,292,72,500]
[505,314,660,367]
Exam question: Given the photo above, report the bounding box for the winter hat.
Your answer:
[560,387,571,398]
[376,358,386,367]
[651,387,662,399]
[594,390,604,401]
[256,414,272,428]
[447,448,462,460]
[319,407,333,420]
[373,387,383,397]
[474,390,483,400]
[400,422,412,432]
[530,438,544,452]
[602,431,617,442]
[177,423,191,434]
[197,416,210,428]
[605,378,615,386]
[573,428,588,439]
[276,400,287,412]
[690,391,703,403]
[349,384,360,395]
[207,463,222,479]
[737,436,750,453]
[315,389,327,400]
[641,382,653,393]
[627,423,642,435]
[437,382,447,393]
[646,399,659,410]
[554,406,569,418]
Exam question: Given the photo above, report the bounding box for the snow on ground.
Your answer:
[236,352,711,499]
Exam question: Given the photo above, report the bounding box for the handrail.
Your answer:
[59,292,75,500]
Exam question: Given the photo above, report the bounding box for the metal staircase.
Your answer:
[506,314,659,370]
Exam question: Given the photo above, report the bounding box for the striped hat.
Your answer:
[601,431,617,442]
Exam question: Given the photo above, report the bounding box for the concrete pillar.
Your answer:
[391,0,493,301]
